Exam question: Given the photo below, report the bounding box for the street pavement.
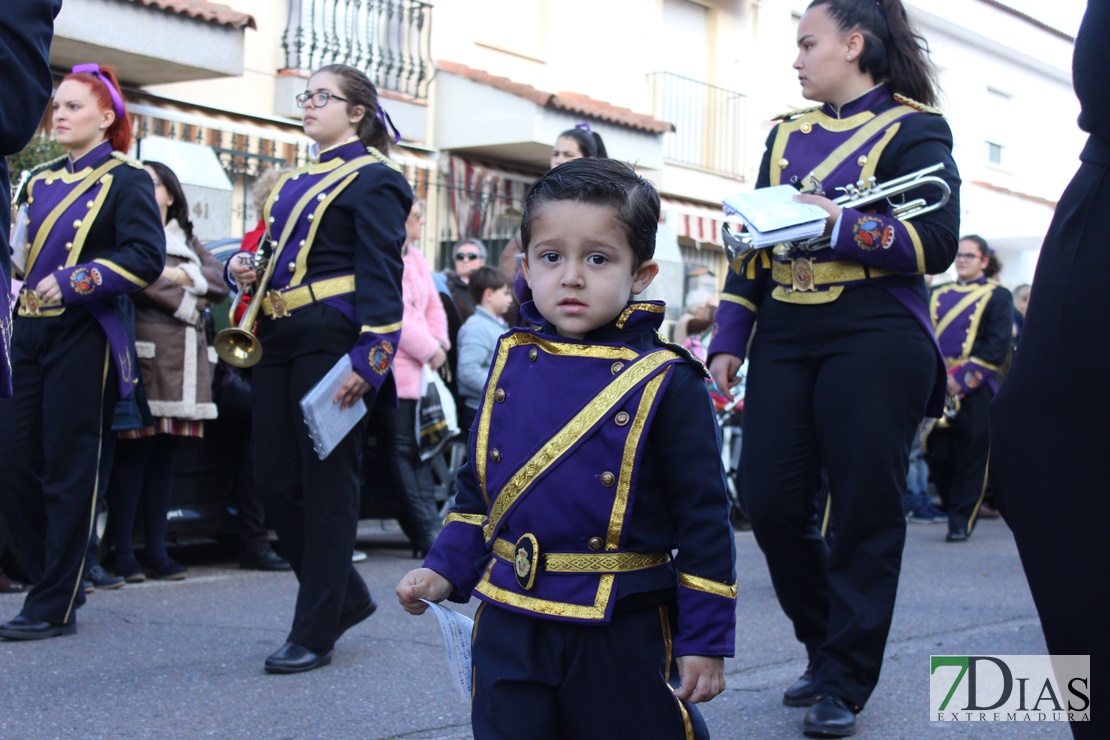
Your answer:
[0,517,1072,739]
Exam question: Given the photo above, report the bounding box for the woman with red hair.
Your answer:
[0,64,165,641]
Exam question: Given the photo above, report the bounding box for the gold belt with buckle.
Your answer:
[16,289,63,318]
[492,537,669,574]
[770,259,897,291]
[260,274,356,318]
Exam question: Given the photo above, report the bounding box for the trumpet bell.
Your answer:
[214,327,263,368]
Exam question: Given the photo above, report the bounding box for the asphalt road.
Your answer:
[0,517,1072,739]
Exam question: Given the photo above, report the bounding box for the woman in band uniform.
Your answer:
[707,1,960,734]
[0,64,165,640]
[228,64,412,674]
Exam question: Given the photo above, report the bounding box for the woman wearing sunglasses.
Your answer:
[227,64,412,674]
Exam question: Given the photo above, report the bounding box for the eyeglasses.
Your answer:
[955,252,983,260]
[455,252,482,261]
[295,91,348,109]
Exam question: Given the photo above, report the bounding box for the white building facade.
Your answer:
[41,0,1082,294]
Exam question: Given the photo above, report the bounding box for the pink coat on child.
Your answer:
[394,245,450,400]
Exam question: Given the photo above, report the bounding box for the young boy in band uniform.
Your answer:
[397,158,736,739]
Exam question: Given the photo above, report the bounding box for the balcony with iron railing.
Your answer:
[281,0,434,101]
[649,71,747,180]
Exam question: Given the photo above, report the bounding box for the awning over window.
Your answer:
[660,196,725,248]
[438,156,541,244]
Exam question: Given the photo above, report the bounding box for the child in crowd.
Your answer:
[396,158,736,738]
[455,266,514,432]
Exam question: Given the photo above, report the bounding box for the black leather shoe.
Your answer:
[784,671,816,706]
[264,642,332,674]
[85,564,125,590]
[239,548,291,572]
[0,615,77,641]
[338,599,378,639]
[803,693,858,737]
[946,531,969,543]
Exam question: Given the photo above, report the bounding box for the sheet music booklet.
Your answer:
[299,354,367,460]
[722,185,830,248]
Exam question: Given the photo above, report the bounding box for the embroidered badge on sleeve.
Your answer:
[70,266,103,295]
[368,340,395,374]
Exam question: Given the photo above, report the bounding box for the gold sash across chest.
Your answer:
[481,347,678,542]
[25,159,123,275]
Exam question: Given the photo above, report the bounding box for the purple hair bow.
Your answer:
[71,63,127,119]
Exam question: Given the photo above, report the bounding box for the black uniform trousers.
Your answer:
[924,386,991,536]
[740,285,935,710]
[990,155,1110,740]
[470,601,708,740]
[0,310,117,625]
[251,305,373,652]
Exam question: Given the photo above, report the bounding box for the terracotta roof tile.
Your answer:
[125,0,256,30]
[437,61,673,134]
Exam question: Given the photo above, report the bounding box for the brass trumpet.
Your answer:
[920,393,961,451]
[214,240,273,368]
[721,163,952,261]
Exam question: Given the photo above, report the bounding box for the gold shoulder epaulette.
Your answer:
[366,147,402,172]
[110,151,144,168]
[771,105,822,122]
[893,93,942,115]
[28,155,67,177]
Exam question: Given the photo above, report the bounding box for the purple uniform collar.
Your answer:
[67,140,114,173]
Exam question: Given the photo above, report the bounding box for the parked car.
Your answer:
[165,239,461,543]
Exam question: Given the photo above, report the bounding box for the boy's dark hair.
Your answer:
[520,158,659,268]
[467,266,509,304]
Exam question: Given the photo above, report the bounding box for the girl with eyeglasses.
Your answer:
[706,0,961,734]
[0,63,165,641]
[226,64,412,675]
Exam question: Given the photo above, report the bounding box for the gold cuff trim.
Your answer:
[677,572,738,599]
[492,538,669,573]
[720,293,759,314]
[444,512,487,527]
[968,356,1001,372]
[92,258,146,289]
[363,321,403,334]
[261,274,356,318]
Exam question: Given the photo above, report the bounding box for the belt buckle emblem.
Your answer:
[791,258,816,292]
[267,290,290,318]
[21,289,41,317]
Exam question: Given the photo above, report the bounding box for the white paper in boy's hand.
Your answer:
[420,599,474,700]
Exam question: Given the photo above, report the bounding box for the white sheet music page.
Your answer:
[420,600,474,700]
[722,185,830,247]
[298,354,367,460]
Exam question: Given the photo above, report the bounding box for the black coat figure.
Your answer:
[990,2,1107,737]
[0,0,62,398]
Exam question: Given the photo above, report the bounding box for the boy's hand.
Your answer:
[674,655,725,704]
[396,568,454,615]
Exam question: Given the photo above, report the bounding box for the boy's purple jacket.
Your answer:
[423,300,737,658]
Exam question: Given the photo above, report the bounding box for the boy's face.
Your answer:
[484,285,514,318]
[521,201,658,340]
